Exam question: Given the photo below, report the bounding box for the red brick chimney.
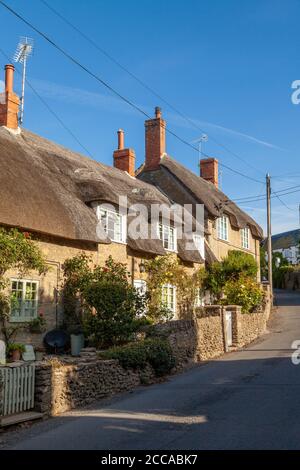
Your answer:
[200,158,218,187]
[0,65,20,129]
[144,107,166,171]
[113,129,136,177]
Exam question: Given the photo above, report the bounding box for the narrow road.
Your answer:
[2,290,300,450]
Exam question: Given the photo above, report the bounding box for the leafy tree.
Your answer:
[222,276,263,313]
[0,228,48,346]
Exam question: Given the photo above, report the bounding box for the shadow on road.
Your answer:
[274,289,300,307]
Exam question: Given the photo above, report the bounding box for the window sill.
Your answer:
[9,318,36,324]
[110,239,127,246]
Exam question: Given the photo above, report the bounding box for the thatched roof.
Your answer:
[0,127,204,262]
[138,155,263,239]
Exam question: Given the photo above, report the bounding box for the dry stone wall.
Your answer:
[34,287,272,417]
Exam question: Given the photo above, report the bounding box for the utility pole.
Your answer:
[266,173,273,304]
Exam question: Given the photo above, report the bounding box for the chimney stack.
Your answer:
[113,129,136,177]
[0,64,20,129]
[200,158,218,187]
[144,107,166,171]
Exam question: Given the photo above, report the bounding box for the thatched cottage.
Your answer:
[0,64,263,346]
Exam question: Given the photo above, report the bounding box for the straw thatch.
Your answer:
[137,155,263,239]
[0,127,204,262]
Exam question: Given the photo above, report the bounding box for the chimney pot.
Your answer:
[113,129,135,177]
[155,106,162,119]
[117,129,124,150]
[5,64,15,94]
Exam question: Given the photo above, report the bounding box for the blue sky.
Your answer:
[1,0,300,235]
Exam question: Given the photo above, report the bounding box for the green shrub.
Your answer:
[223,277,263,313]
[62,255,149,349]
[99,338,175,377]
[204,250,258,300]
[222,250,258,280]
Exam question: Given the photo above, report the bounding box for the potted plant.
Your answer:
[28,313,47,334]
[7,343,26,362]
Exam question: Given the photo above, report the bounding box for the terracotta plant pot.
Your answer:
[11,349,21,362]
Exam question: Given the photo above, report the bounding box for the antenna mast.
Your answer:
[13,37,34,125]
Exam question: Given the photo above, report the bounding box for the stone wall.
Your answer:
[195,306,226,360]
[148,320,198,368]
[34,287,272,417]
[35,358,155,416]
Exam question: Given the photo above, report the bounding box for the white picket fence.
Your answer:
[0,364,35,416]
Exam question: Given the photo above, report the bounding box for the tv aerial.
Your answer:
[13,37,34,125]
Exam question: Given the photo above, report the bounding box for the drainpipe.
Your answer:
[45,260,61,329]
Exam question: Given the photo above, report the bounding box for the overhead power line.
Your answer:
[231,183,300,202]
[231,187,300,205]
[0,0,264,185]
[39,0,265,177]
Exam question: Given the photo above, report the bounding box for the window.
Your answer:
[158,223,177,251]
[193,233,205,258]
[10,279,39,322]
[194,287,205,308]
[134,280,147,316]
[133,279,147,296]
[161,284,176,316]
[241,227,250,249]
[99,207,126,243]
[217,215,228,241]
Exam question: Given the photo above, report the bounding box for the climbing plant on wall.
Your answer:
[144,254,206,321]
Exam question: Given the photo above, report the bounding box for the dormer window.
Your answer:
[217,215,229,241]
[97,205,127,243]
[158,223,177,252]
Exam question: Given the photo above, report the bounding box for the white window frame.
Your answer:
[217,215,229,241]
[158,223,177,252]
[194,287,205,308]
[10,279,39,323]
[97,204,127,244]
[161,284,176,316]
[241,227,250,250]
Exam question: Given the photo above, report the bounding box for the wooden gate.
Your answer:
[0,364,35,417]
